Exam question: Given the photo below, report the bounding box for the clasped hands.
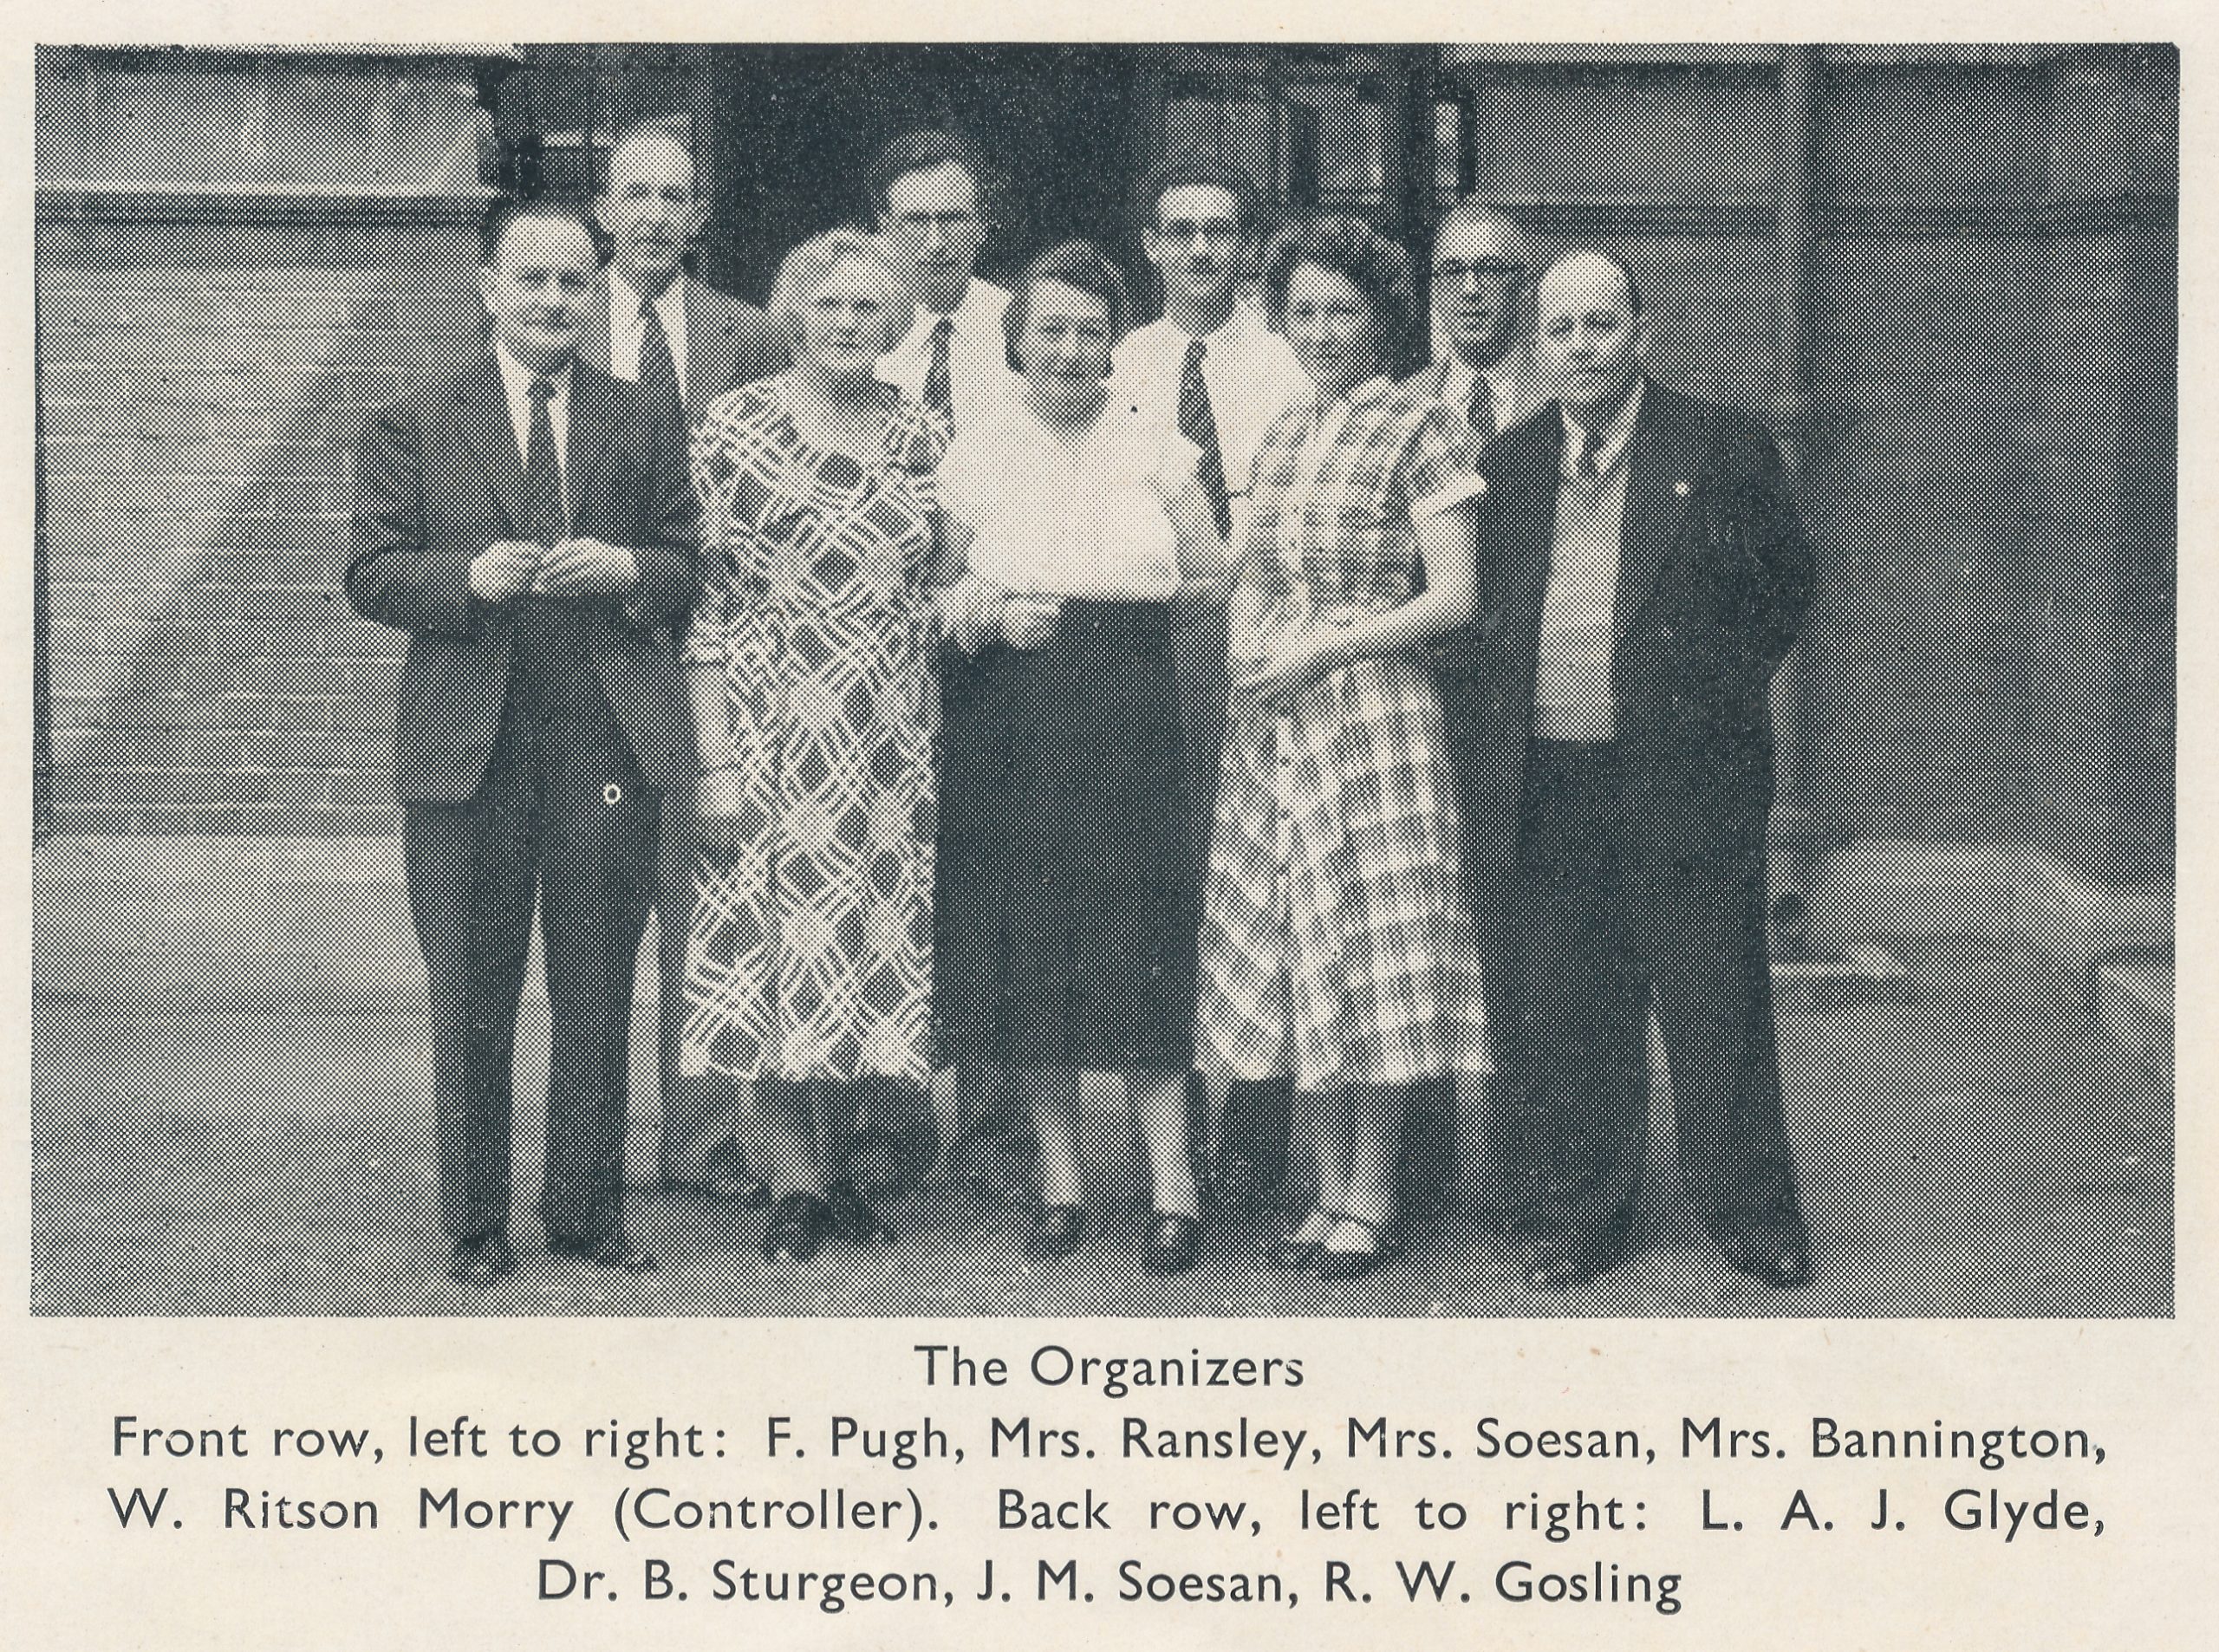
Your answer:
[470,538,639,603]
[1235,628,1342,712]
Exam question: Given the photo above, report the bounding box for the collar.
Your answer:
[1442,353,1519,427]
[919,276,999,337]
[1163,297,1266,354]
[609,265,684,328]
[1561,376,1644,478]
[494,343,572,405]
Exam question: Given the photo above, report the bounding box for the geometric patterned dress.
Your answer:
[680,375,952,1086]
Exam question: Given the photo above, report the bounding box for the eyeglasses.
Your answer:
[1431,259,1525,288]
[1157,218,1243,246]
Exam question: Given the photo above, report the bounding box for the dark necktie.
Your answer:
[1574,425,1601,482]
[636,295,680,409]
[524,375,565,550]
[1468,378,1495,441]
[1179,338,1234,542]
[922,314,954,426]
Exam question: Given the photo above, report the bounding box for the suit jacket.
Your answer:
[579,271,789,424]
[345,354,700,803]
[1448,380,1814,917]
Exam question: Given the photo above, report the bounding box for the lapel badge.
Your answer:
[1675,479,1690,498]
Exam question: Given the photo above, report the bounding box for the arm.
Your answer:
[1305,498,1478,673]
[628,390,701,626]
[343,399,482,639]
[1734,420,1815,678]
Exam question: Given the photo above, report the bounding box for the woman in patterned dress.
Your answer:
[684,228,985,1264]
[934,241,1223,1274]
[1197,214,1492,1279]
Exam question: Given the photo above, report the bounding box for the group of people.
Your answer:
[346,120,1815,1296]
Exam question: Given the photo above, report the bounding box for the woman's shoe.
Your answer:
[1266,1207,1334,1272]
[761,1192,833,1263]
[824,1180,893,1243]
[1143,1211,1202,1275]
[1313,1213,1405,1281]
[1026,1203,1088,1259]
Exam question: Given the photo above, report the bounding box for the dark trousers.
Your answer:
[1505,738,1801,1247]
[404,676,657,1248]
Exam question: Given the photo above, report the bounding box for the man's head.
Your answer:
[478,198,600,374]
[1140,160,1262,325]
[868,128,990,315]
[1429,203,1529,372]
[595,121,706,297]
[1535,250,1647,425]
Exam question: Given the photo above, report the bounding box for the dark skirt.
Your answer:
[935,598,1196,1072]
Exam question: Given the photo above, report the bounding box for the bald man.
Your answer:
[1453,250,1815,1292]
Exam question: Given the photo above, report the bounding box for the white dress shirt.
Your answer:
[1535,380,1644,741]
[1112,302,1308,544]
[876,275,1014,430]
[1441,354,1522,441]
[493,344,571,512]
[938,393,1195,602]
[607,267,690,405]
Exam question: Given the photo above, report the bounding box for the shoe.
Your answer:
[825,1180,893,1243]
[1313,1213,1405,1282]
[1522,1222,1627,1291]
[1711,1214,1810,1290]
[587,1235,658,1274]
[1267,1206,1333,1272]
[1026,1203,1088,1258]
[1143,1211,1202,1275]
[762,1192,833,1263]
[448,1233,516,1287]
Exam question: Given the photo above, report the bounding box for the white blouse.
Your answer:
[937,393,1198,602]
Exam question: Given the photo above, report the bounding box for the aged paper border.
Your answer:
[4,3,2207,1646]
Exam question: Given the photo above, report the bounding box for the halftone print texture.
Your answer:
[31,44,2173,1317]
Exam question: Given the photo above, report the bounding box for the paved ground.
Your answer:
[30,939,2172,1317]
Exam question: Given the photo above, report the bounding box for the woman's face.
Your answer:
[1282,260,1385,400]
[799,255,907,380]
[1016,276,1115,417]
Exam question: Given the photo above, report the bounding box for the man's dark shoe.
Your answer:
[449,1233,516,1287]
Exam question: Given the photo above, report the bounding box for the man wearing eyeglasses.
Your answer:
[1416,201,1543,459]
[1113,161,1308,1213]
[870,127,1015,433]
[1419,203,1545,1222]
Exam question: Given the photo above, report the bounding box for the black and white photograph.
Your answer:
[29,40,2177,1318]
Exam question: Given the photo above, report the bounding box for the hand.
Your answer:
[1000,595,1062,650]
[693,767,751,854]
[537,537,639,598]
[469,541,541,603]
[1238,631,1336,713]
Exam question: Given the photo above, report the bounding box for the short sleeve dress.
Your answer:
[680,375,952,1087]
[1197,374,1489,1095]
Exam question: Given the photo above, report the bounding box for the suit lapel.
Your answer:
[582,271,617,379]
[682,276,732,421]
[462,354,532,541]
[1614,385,1700,638]
[567,365,615,540]
[1497,413,1559,633]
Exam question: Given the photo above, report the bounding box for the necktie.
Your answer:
[922,314,954,426]
[636,295,680,409]
[1179,338,1233,543]
[1468,378,1495,440]
[524,376,566,550]
[1574,425,1601,482]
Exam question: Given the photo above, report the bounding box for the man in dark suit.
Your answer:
[1454,250,1814,1291]
[584,120,786,1203]
[347,197,697,1287]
